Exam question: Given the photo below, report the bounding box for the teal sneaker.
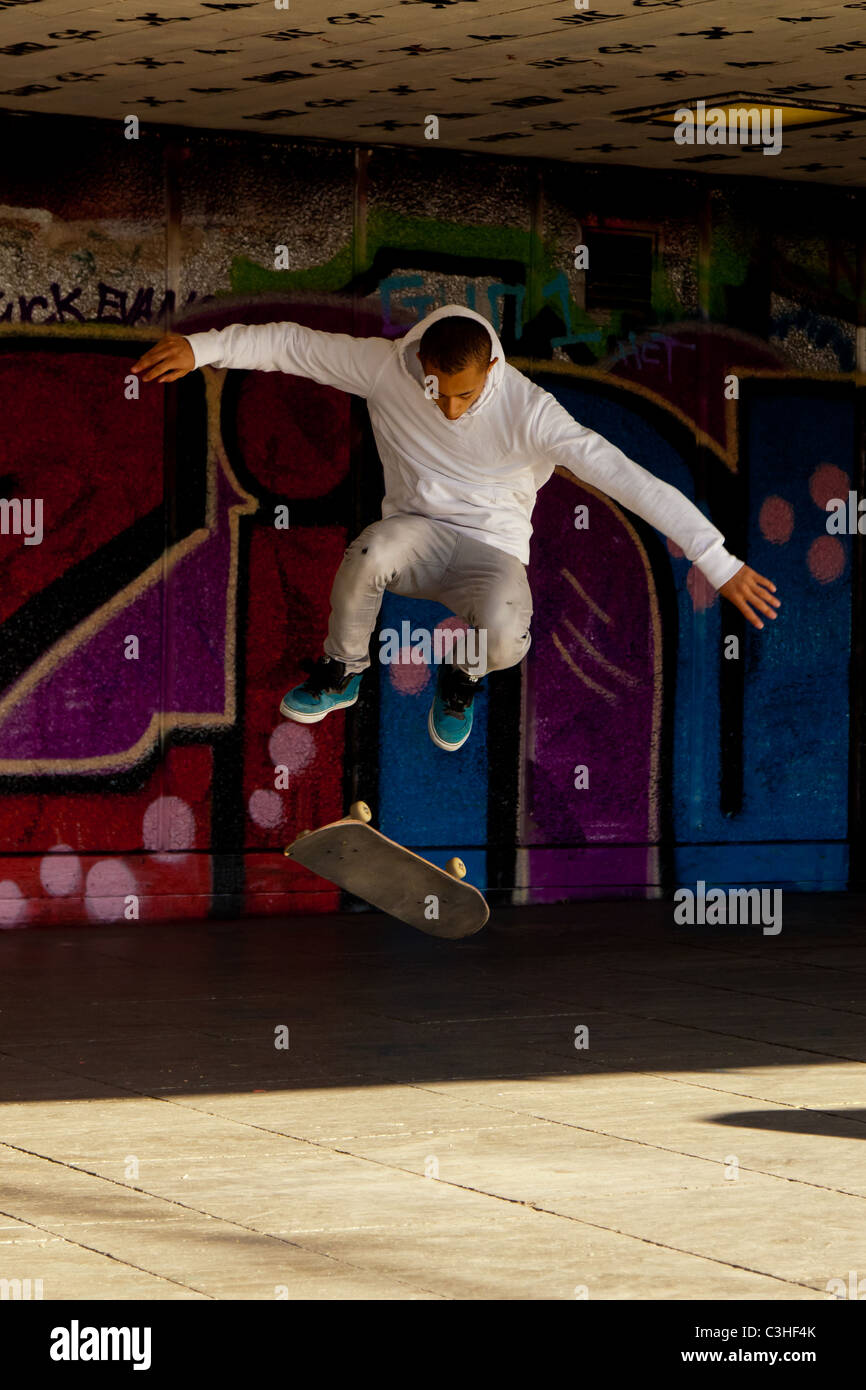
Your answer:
[280,656,363,724]
[427,664,480,751]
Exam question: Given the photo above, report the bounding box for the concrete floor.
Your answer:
[0,894,864,1301]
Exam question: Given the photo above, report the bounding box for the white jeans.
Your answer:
[324,515,533,677]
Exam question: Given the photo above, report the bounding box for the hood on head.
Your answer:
[398,303,505,413]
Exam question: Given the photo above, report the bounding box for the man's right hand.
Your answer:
[131,333,196,383]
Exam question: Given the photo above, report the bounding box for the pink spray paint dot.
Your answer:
[85,860,139,923]
[0,880,27,929]
[388,645,431,695]
[759,495,795,545]
[142,796,196,863]
[436,616,478,671]
[807,535,845,584]
[436,616,470,640]
[40,845,83,896]
[268,721,316,775]
[687,564,718,612]
[386,617,473,695]
[249,789,284,829]
[809,463,849,511]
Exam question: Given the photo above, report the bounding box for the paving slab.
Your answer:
[1,899,864,1299]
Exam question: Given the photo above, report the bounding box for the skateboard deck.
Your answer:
[284,804,489,938]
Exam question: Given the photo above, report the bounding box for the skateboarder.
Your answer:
[132,305,779,751]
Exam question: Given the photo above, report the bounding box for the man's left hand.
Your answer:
[719,565,780,630]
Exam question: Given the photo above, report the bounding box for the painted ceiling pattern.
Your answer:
[1,0,865,182]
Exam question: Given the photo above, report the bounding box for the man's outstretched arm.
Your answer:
[534,394,780,631]
[131,321,393,399]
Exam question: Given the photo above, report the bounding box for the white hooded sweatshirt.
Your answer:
[185,304,742,590]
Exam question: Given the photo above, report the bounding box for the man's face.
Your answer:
[417,352,498,421]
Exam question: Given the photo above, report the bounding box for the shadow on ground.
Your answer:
[1,895,864,1118]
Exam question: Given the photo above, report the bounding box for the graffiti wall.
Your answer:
[0,114,861,926]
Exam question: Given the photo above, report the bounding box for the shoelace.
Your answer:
[440,671,477,715]
[299,657,344,697]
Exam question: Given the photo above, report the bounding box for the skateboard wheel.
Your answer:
[349,800,372,823]
[445,857,466,880]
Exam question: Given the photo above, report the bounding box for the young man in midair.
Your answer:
[132,306,779,751]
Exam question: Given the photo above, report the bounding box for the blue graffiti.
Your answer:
[378,274,439,335]
[486,282,525,338]
[542,271,603,351]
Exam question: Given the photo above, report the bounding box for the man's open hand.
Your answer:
[719,564,780,630]
[131,333,195,383]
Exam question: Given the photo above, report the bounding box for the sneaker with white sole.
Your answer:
[427,664,480,751]
[280,656,363,724]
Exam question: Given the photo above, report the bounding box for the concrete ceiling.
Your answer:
[2,0,866,185]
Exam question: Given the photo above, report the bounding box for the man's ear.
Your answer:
[487,356,499,372]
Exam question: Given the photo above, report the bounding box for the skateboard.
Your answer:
[283,801,489,938]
